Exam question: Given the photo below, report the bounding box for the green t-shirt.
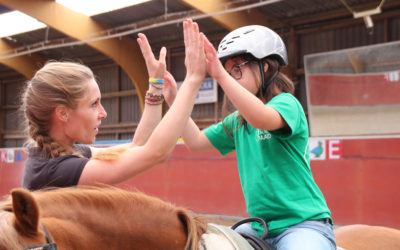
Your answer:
[204,93,331,237]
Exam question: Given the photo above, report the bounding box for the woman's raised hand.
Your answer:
[137,33,166,79]
[183,19,206,83]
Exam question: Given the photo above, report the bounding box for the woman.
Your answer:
[165,25,336,250]
[21,20,206,191]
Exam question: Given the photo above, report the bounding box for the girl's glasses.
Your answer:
[229,61,249,80]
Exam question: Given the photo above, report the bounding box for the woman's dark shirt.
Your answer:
[22,144,91,190]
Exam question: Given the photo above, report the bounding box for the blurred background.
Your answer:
[0,0,399,228]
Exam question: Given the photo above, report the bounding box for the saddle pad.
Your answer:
[198,223,254,250]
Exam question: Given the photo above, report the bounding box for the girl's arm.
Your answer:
[203,35,285,131]
[78,19,206,185]
[164,71,214,152]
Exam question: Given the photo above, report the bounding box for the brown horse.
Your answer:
[1,186,400,250]
[335,224,400,250]
[0,186,207,250]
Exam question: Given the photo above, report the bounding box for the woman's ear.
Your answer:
[55,106,69,122]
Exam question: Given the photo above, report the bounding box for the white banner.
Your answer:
[177,78,218,104]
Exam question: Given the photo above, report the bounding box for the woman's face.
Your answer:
[224,57,261,95]
[64,78,107,145]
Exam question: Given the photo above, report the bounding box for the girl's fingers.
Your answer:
[203,34,215,59]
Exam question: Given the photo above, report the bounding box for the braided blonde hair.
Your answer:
[21,61,94,158]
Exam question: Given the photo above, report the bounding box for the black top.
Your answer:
[22,144,92,191]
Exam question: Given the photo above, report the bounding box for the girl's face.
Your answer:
[64,78,107,145]
[224,57,262,95]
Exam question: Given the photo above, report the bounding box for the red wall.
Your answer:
[1,137,400,228]
[308,74,400,106]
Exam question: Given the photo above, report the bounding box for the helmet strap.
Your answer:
[259,60,280,96]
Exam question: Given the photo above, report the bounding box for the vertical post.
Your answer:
[0,80,4,147]
[116,66,121,140]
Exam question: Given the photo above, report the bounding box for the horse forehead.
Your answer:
[0,211,21,248]
[0,209,13,226]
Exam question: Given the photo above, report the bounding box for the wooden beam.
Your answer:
[0,0,148,110]
[288,0,400,27]
[0,82,4,147]
[348,51,364,73]
[179,0,272,30]
[0,39,44,79]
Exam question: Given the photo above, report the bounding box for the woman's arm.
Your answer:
[131,33,166,147]
[90,33,176,159]
[78,19,206,185]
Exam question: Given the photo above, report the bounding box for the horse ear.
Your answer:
[11,188,40,236]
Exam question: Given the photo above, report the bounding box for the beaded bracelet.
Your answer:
[145,91,164,105]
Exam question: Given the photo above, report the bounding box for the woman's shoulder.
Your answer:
[73,144,92,158]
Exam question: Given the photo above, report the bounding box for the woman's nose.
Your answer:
[99,104,107,119]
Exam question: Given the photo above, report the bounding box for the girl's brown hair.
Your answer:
[21,61,94,158]
[222,55,295,135]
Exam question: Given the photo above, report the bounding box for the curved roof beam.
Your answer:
[0,0,148,110]
[180,0,273,30]
[0,39,44,79]
[180,0,293,77]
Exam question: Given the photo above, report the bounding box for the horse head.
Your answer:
[0,186,207,250]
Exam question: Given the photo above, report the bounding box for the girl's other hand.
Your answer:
[163,71,178,106]
[203,34,226,82]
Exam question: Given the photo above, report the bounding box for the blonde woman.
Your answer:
[21,20,206,191]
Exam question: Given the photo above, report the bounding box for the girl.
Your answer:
[166,25,336,250]
[21,20,206,191]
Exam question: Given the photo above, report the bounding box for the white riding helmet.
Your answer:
[217,25,288,66]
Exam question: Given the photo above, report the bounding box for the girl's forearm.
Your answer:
[216,72,282,130]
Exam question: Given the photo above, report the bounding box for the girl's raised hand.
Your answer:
[163,71,178,106]
[183,19,206,83]
[137,33,166,79]
[203,34,226,81]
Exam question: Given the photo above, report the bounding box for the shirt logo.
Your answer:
[256,129,271,142]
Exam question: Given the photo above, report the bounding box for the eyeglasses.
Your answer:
[229,61,250,80]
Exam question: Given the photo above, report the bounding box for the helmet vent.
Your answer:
[244,29,255,34]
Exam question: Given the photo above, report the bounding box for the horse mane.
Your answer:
[0,186,207,250]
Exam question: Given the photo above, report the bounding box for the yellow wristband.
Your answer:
[149,78,164,84]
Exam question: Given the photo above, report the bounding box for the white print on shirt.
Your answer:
[256,129,271,142]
